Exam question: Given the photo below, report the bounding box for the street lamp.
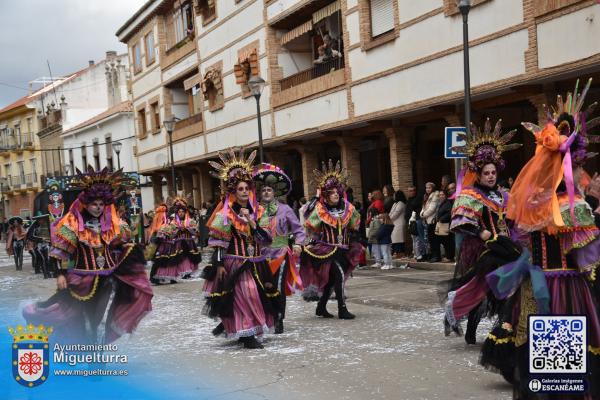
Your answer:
[458,0,472,139]
[113,141,123,170]
[248,75,266,163]
[163,116,180,193]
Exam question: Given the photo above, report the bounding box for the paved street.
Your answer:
[0,247,512,399]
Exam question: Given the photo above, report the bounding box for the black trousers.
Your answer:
[274,258,290,321]
[318,260,346,310]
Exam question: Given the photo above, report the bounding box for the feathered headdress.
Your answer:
[313,159,349,198]
[452,119,520,198]
[522,78,599,167]
[209,147,259,225]
[452,118,521,173]
[511,78,599,232]
[253,163,292,198]
[209,147,257,193]
[70,166,132,204]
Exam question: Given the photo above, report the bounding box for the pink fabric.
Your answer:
[450,275,488,322]
[153,258,198,280]
[220,259,274,338]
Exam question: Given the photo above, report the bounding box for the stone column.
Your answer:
[385,126,413,191]
[195,164,215,203]
[295,145,319,198]
[165,172,175,196]
[181,170,194,205]
[336,136,363,202]
[152,174,164,206]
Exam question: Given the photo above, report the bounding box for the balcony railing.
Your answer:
[280,57,345,91]
[174,113,202,130]
[25,173,38,187]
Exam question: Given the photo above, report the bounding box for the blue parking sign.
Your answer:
[445,127,467,159]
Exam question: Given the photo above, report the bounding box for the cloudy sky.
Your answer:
[0,0,147,108]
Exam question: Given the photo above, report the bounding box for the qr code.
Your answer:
[529,316,587,374]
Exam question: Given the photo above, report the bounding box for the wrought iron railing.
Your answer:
[280,56,345,91]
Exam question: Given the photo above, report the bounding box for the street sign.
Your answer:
[445,126,467,159]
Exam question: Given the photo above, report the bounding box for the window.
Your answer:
[195,0,216,25]
[145,32,155,65]
[17,161,25,184]
[29,158,37,183]
[133,42,142,73]
[26,118,32,133]
[358,0,399,50]
[370,0,394,37]
[138,108,148,138]
[93,139,100,170]
[188,86,202,116]
[4,164,10,185]
[234,48,259,97]
[14,123,21,146]
[106,136,114,170]
[150,102,161,132]
[201,67,224,112]
[170,1,194,47]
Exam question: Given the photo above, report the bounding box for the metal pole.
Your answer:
[117,153,121,170]
[462,8,471,139]
[168,131,176,193]
[255,95,264,163]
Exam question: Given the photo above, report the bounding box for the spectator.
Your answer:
[367,190,384,225]
[440,175,452,192]
[405,185,424,261]
[346,187,354,203]
[382,184,395,213]
[389,190,407,257]
[420,182,440,260]
[431,189,455,263]
[197,202,210,248]
[314,45,341,64]
[375,213,394,270]
[367,211,383,267]
[298,197,308,226]
[508,176,514,188]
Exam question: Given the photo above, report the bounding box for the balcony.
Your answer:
[40,110,62,130]
[280,57,344,90]
[172,113,203,141]
[24,173,38,187]
[273,58,346,107]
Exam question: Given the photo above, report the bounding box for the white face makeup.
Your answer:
[236,182,250,203]
[261,186,275,203]
[86,199,105,218]
[479,163,498,188]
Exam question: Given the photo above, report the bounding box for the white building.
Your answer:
[118,0,600,208]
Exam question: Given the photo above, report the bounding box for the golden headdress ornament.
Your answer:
[313,159,349,193]
[209,147,257,193]
[69,166,133,204]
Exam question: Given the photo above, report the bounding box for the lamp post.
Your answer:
[163,116,180,193]
[248,75,266,163]
[0,177,6,220]
[113,141,123,170]
[458,0,472,140]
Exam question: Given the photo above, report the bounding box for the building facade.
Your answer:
[118,0,600,209]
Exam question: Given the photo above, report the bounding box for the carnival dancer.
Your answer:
[483,78,600,398]
[300,160,362,320]
[443,119,521,344]
[149,197,200,284]
[254,163,306,334]
[22,166,153,344]
[202,148,279,349]
[6,216,26,271]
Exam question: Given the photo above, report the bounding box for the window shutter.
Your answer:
[370,0,394,38]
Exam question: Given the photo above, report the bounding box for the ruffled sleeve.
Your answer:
[207,212,232,249]
[451,191,483,236]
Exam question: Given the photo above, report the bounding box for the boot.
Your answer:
[240,336,264,349]
[212,322,224,336]
[274,319,284,334]
[316,287,334,318]
[465,310,481,345]
[338,304,355,320]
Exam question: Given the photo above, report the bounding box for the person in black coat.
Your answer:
[430,189,455,263]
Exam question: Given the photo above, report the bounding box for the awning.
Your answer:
[280,20,312,46]
[184,73,202,91]
[312,0,340,24]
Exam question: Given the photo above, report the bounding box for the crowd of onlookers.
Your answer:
[358,175,461,269]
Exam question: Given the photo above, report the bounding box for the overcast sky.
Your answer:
[0,0,147,108]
